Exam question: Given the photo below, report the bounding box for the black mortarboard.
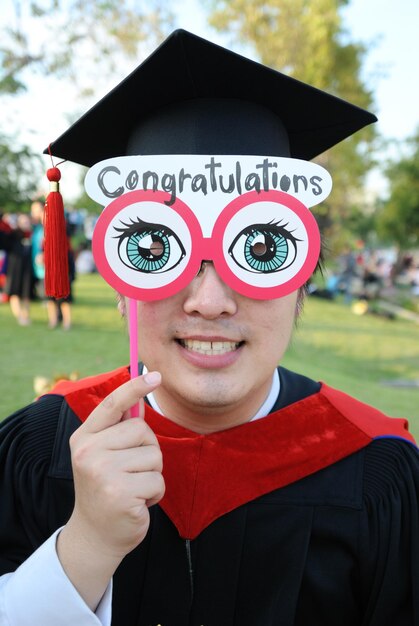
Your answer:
[45,29,376,165]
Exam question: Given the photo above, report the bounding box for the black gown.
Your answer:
[2,228,35,299]
[0,367,418,626]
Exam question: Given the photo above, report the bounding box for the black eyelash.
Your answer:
[243,220,302,243]
[112,218,169,239]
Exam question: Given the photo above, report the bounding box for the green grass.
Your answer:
[0,275,129,417]
[1,274,418,439]
[283,297,419,439]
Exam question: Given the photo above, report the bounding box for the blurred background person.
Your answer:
[75,240,96,275]
[30,198,46,300]
[46,219,76,330]
[0,212,13,303]
[4,212,35,325]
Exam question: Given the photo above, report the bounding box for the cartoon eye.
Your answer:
[228,221,301,273]
[113,218,186,274]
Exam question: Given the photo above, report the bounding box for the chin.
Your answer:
[177,379,244,411]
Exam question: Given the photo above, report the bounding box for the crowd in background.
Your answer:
[0,200,96,328]
[310,245,419,315]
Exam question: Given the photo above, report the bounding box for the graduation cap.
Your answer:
[43,27,378,302]
[46,28,377,165]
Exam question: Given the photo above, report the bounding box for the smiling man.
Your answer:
[0,29,418,626]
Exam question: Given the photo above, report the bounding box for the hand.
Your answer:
[57,372,165,609]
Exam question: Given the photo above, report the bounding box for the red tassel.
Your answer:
[44,166,70,299]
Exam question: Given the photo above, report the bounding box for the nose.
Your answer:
[183,262,238,319]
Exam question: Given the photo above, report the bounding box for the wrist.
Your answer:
[56,517,123,612]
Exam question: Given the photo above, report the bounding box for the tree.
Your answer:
[377,129,419,249]
[0,133,43,212]
[1,0,173,97]
[1,0,173,211]
[204,0,377,251]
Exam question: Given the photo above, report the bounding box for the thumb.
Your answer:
[84,371,161,433]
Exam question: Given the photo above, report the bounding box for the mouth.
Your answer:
[177,339,243,356]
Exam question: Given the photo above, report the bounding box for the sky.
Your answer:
[339,0,419,143]
[2,0,419,199]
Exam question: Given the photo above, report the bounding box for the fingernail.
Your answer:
[144,371,161,386]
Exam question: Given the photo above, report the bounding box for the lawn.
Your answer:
[1,273,418,439]
[0,274,129,417]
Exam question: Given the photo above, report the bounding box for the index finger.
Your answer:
[83,371,161,434]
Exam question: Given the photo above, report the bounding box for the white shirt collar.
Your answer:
[250,368,280,421]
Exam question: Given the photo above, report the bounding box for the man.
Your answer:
[0,29,418,626]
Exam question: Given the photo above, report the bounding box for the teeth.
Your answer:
[180,339,240,355]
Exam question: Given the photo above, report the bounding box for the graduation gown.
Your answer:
[0,366,418,626]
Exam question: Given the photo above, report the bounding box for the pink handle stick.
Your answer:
[128,297,140,418]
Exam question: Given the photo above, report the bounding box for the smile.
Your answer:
[178,339,242,355]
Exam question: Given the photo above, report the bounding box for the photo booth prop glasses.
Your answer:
[92,189,321,301]
[89,154,330,301]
